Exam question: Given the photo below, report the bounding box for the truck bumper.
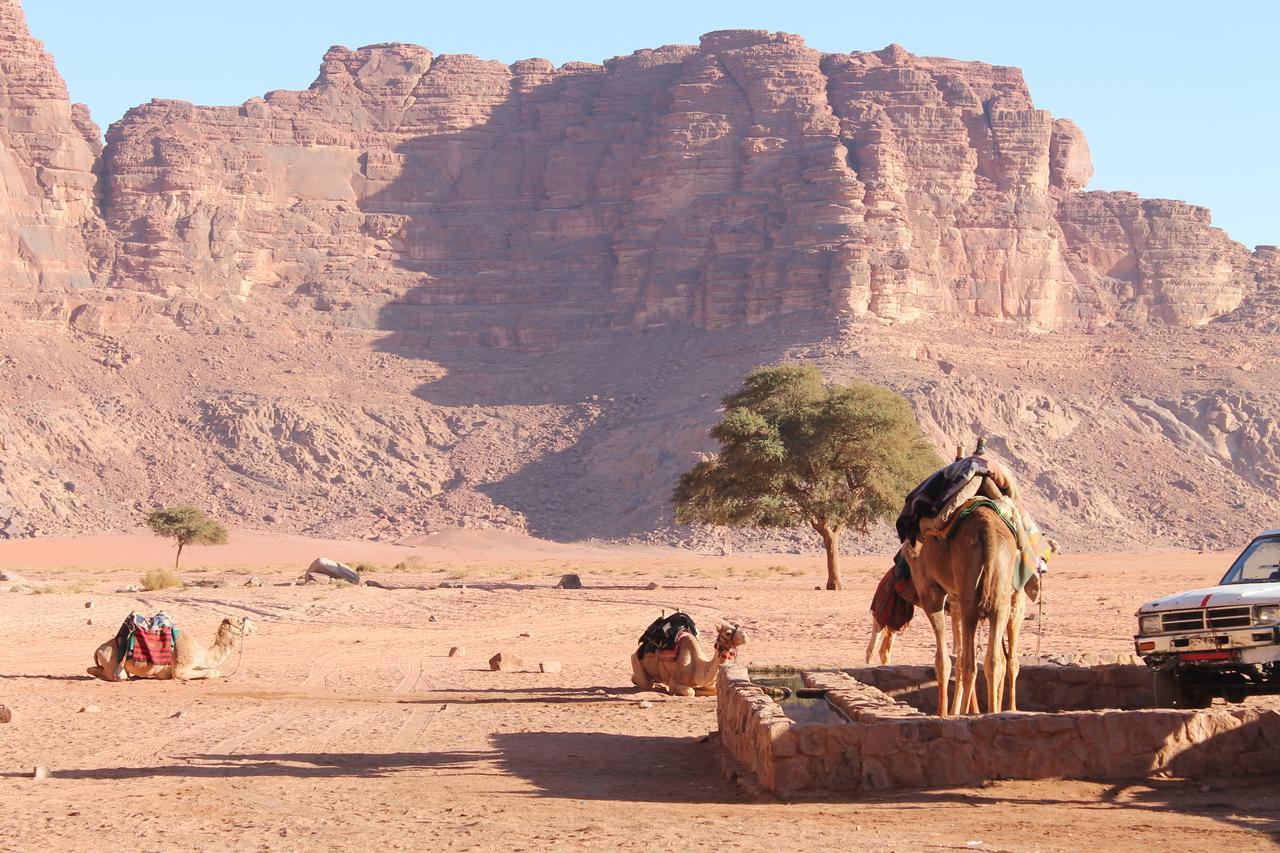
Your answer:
[1135,625,1280,666]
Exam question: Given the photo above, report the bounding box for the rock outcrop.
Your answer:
[94,31,1273,343]
[0,0,103,296]
[0,2,1276,552]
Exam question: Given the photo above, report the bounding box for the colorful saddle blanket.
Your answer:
[636,612,698,660]
[114,612,179,666]
[870,555,919,632]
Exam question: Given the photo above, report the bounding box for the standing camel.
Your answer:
[906,505,1020,716]
[866,589,1026,712]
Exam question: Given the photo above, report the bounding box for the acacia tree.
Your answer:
[673,365,940,590]
[145,505,229,570]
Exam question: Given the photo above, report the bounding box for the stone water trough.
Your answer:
[717,660,1280,795]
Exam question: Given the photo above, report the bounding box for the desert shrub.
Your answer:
[139,568,182,591]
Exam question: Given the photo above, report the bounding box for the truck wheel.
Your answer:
[1153,670,1212,708]
[1184,689,1212,709]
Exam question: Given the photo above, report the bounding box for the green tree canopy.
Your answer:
[673,364,941,589]
[145,505,229,570]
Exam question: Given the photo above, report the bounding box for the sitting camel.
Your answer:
[630,624,747,697]
[87,617,254,682]
[906,505,1020,716]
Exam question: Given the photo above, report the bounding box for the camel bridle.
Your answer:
[715,626,740,662]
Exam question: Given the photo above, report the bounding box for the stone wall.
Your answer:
[717,663,1280,796]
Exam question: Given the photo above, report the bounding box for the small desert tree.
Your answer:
[145,505,229,570]
[673,365,941,590]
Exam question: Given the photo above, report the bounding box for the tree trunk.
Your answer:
[175,540,184,571]
[817,523,842,590]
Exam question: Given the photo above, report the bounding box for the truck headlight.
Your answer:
[1139,615,1162,635]
[1255,605,1280,625]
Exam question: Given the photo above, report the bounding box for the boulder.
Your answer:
[488,652,524,672]
[557,574,583,590]
[306,557,360,584]
[0,704,11,723]
[539,661,562,674]
[0,570,26,583]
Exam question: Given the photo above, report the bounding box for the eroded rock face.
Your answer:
[0,3,1276,550]
[93,30,1273,342]
[0,0,104,295]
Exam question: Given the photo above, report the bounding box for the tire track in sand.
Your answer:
[85,704,264,769]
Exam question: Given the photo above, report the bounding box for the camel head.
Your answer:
[713,624,748,660]
[219,616,255,638]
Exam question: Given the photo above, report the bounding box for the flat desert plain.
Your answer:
[1,531,1278,851]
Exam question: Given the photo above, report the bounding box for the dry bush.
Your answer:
[33,583,89,595]
[139,568,182,590]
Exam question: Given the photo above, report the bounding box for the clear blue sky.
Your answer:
[26,0,1278,249]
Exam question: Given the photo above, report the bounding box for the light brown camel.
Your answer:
[866,590,1028,712]
[87,617,254,682]
[630,624,747,697]
[906,506,1019,716]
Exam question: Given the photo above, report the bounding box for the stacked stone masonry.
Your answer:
[717,663,1280,795]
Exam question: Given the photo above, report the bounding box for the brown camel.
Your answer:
[630,624,747,697]
[906,505,1019,716]
[868,589,1028,712]
[87,617,254,682]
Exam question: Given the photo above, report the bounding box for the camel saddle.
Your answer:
[114,611,180,667]
[636,612,698,660]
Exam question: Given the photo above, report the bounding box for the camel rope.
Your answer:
[1036,573,1045,661]
[223,624,247,679]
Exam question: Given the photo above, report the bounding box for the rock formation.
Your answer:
[0,1,1276,551]
[0,0,103,296]
[95,30,1270,342]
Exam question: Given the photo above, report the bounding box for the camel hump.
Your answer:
[636,611,698,658]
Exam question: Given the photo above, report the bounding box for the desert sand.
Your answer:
[2,531,1277,851]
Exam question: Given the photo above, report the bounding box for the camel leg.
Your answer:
[921,593,949,716]
[866,619,884,665]
[986,598,1013,714]
[630,653,654,689]
[88,645,124,682]
[947,601,978,713]
[880,629,895,666]
[1005,591,1026,711]
[669,683,695,698]
[174,665,216,680]
[985,617,1004,714]
[956,609,981,716]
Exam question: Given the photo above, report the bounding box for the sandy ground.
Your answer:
[2,532,1278,852]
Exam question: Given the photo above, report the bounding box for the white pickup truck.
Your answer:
[1135,529,1280,708]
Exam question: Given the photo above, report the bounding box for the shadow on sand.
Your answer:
[1,750,497,781]
[491,729,740,804]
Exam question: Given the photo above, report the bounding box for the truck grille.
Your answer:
[1159,606,1253,633]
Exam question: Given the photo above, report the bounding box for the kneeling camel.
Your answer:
[87,617,254,682]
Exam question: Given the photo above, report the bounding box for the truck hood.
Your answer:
[1138,583,1280,613]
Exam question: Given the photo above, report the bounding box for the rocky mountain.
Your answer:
[0,0,1276,552]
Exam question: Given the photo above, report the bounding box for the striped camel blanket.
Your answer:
[114,612,180,666]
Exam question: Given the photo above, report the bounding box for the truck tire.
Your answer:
[1152,670,1212,708]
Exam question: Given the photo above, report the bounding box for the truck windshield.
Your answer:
[1220,536,1280,584]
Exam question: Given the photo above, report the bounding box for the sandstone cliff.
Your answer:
[96,31,1269,343]
[0,3,1277,554]
[0,0,103,297]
